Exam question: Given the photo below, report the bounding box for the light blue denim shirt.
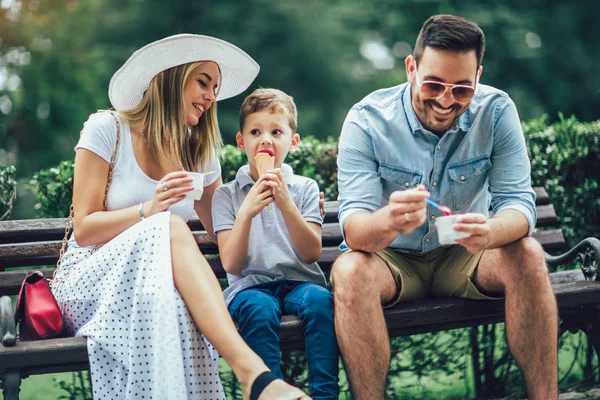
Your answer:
[337,82,536,253]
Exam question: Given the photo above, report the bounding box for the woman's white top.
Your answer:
[67,111,221,249]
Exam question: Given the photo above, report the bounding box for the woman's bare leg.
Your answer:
[169,215,309,399]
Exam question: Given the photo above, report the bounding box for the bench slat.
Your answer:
[0,204,340,243]
[1,274,596,366]
[0,227,567,273]
[536,204,558,227]
[532,229,566,252]
[0,189,551,244]
[384,280,600,338]
[0,223,344,269]
[0,223,565,272]
[534,187,549,205]
[0,247,344,296]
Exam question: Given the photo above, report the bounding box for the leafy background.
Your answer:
[2,0,600,219]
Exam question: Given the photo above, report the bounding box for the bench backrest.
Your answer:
[0,187,565,296]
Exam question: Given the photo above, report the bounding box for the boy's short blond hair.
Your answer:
[239,88,297,133]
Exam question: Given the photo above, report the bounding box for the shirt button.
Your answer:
[431,215,436,220]
[437,145,441,150]
[460,175,466,181]
[425,238,430,243]
[432,181,437,186]
[404,182,410,187]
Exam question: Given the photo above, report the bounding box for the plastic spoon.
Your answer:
[425,198,451,216]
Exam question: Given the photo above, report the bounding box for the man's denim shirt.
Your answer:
[337,82,536,253]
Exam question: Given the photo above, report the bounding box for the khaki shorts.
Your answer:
[377,246,501,308]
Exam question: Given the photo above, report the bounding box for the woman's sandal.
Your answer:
[249,371,311,400]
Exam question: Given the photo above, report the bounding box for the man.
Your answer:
[332,14,557,400]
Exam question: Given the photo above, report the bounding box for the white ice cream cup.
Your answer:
[185,171,215,201]
[436,215,471,245]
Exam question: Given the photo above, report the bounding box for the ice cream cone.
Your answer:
[255,153,275,177]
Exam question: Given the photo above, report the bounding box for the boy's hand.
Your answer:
[238,178,274,220]
[263,168,294,211]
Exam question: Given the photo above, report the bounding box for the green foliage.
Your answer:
[29,136,339,219]
[0,164,17,220]
[286,136,339,201]
[524,114,600,249]
[218,136,339,200]
[387,329,470,398]
[7,0,599,201]
[218,144,247,184]
[30,160,74,218]
[54,371,93,400]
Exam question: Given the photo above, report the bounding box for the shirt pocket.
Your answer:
[447,155,491,210]
[378,163,423,191]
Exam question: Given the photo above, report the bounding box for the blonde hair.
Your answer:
[239,88,297,132]
[118,62,222,172]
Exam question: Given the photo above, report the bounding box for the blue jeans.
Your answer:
[228,280,339,400]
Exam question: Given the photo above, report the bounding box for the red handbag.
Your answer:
[15,271,63,341]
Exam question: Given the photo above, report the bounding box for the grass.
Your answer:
[18,373,73,400]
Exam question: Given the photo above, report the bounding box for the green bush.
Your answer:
[30,137,339,218]
[0,164,17,221]
[30,161,74,218]
[286,136,339,201]
[218,136,338,201]
[524,114,600,248]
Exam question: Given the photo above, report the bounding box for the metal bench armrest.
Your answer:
[546,237,600,281]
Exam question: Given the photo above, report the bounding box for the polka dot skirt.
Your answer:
[52,212,225,399]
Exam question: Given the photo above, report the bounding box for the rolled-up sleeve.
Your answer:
[489,98,537,235]
[337,106,382,238]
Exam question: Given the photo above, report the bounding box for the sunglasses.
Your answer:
[413,62,479,103]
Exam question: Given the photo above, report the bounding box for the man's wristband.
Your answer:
[137,203,146,220]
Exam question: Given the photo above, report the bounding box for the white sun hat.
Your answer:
[108,34,260,111]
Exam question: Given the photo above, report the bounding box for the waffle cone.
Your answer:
[255,153,275,177]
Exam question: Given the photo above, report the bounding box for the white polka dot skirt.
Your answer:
[52,212,225,399]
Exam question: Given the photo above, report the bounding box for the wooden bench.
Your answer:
[1,186,600,399]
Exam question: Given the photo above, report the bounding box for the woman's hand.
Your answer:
[238,178,274,220]
[146,171,194,216]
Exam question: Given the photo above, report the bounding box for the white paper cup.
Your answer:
[185,172,215,201]
[436,215,471,245]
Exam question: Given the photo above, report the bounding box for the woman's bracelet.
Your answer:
[137,203,146,220]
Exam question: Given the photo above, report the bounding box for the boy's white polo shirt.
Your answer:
[212,164,326,306]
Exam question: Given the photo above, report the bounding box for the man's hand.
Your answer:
[452,213,492,254]
[386,185,429,235]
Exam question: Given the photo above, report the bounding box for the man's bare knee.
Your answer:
[331,251,392,305]
[502,237,549,286]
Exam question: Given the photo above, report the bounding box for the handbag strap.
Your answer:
[52,110,121,282]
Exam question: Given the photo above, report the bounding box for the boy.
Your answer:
[211,88,339,399]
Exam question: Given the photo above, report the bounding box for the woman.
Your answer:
[51,34,310,400]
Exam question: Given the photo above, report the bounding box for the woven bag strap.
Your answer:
[52,110,121,282]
